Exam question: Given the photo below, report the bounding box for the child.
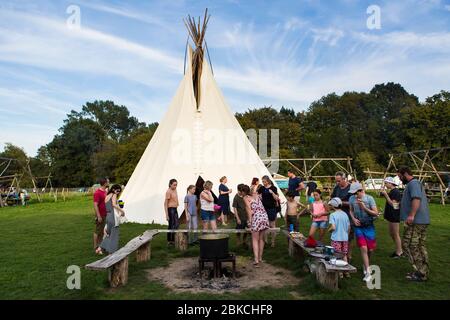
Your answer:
[285,192,305,232]
[328,197,351,264]
[348,182,379,282]
[184,185,198,244]
[232,184,249,247]
[308,189,329,242]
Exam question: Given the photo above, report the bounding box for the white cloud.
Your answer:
[0,9,183,88]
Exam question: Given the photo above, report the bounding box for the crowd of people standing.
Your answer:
[92,165,431,283]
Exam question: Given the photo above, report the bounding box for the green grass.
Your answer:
[0,195,449,300]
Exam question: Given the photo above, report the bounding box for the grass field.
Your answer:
[0,195,449,300]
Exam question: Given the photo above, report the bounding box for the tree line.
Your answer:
[1,83,448,188]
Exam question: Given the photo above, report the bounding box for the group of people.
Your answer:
[92,178,126,255]
[93,165,431,282]
[164,175,281,267]
[287,168,430,283]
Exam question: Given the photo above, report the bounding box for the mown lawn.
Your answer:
[0,195,449,300]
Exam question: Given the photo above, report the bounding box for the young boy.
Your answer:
[285,192,305,232]
[348,182,379,282]
[328,197,351,263]
[184,185,198,244]
[232,184,249,247]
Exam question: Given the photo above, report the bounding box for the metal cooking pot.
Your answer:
[199,234,229,259]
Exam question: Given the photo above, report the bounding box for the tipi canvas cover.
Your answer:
[121,48,285,224]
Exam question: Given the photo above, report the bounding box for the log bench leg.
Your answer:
[175,232,188,251]
[315,263,338,291]
[287,238,305,263]
[108,257,129,288]
[136,242,151,262]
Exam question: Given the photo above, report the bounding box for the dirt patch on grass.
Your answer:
[146,256,301,294]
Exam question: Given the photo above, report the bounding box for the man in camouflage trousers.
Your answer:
[397,166,430,282]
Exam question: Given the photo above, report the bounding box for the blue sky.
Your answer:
[1,0,449,155]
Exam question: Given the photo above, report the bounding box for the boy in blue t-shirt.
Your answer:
[328,197,351,265]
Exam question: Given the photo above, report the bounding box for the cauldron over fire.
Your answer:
[199,234,229,259]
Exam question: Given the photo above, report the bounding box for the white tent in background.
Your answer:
[121,13,285,225]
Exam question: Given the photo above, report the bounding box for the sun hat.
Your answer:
[384,176,398,186]
[348,182,363,194]
[328,197,342,208]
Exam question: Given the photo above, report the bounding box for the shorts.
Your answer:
[384,211,400,223]
[311,220,328,229]
[286,215,299,232]
[266,208,278,222]
[94,217,106,236]
[331,240,349,255]
[354,226,376,250]
[201,209,216,221]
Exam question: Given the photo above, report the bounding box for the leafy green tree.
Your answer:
[46,117,106,187]
[71,100,145,142]
[114,123,158,184]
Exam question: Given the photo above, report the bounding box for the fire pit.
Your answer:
[198,234,235,278]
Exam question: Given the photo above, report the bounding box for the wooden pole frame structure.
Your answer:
[0,156,53,203]
[262,157,356,181]
[367,147,448,205]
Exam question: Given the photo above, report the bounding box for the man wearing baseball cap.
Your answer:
[381,177,403,258]
[348,182,379,282]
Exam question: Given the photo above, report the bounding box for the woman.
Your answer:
[257,175,280,247]
[243,184,269,267]
[250,177,260,195]
[200,181,217,231]
[218,176,232,226]
[165,179,179,245]
[96,184,125,255]
[381,177,403,258]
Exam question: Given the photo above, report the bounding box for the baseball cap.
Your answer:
[328,197,342,208]
[349,182,363,194]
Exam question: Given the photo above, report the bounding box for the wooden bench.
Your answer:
[85,230,159,287]
[282,229,357,291]
[86,228,281,288]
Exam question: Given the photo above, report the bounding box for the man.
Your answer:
[232,184,249,248]
[330,172,353,259]
[348,182,379,282]
[93,178,109,252]
[287,170,305,203]
[305,176,318,203]
[398,166,430,282]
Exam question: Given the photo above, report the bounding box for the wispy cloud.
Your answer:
[0,0,449,155]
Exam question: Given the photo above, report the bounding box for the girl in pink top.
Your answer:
[308,189,329,242]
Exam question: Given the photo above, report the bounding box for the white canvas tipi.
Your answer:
[121,46,285,225]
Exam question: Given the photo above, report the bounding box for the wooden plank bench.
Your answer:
[86,228,281,288]
[85,230,159,287]
[282,229,357,291]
